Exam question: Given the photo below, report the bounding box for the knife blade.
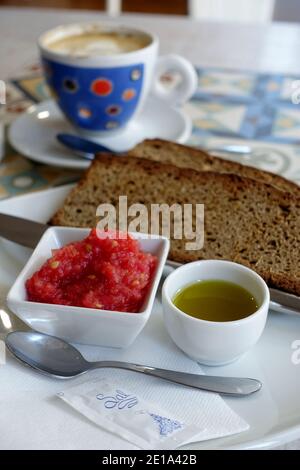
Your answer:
[0,213,48,248]
[269,288,300,315]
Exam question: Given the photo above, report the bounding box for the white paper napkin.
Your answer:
[0,298,248,449]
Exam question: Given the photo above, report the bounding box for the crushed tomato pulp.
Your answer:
[26,229,157,313]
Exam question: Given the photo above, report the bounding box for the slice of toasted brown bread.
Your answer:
[128,139,299,195]
[51,154,300,295]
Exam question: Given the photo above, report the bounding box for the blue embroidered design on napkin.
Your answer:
[149,413,183,436]
[96,389,138,409]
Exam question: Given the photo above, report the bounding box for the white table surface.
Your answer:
[0,6,299,450]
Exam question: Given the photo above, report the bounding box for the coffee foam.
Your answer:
[46,30,151,57]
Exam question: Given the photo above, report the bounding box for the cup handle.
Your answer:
[152,54,197,106]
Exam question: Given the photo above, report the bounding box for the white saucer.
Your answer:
[8,97,192,170]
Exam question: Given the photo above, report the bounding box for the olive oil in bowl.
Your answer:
[173,280,259,322]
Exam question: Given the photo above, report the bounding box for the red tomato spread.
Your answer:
[26,229,157,313]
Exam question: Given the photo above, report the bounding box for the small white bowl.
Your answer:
[162,260,269,366]
[7,227,169,347]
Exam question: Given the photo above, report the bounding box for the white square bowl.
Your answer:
[7,227,169,347]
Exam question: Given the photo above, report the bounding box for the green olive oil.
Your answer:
[173,280,259,322]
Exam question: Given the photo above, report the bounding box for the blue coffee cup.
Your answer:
[39,23,197,137]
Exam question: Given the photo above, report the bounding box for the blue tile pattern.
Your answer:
[191,67,300,144]
[2,66,300,200]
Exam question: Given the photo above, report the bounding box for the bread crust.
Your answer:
[129,138,300,195]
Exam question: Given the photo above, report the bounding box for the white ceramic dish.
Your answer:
[8,98,192,169]
[162,260,269,366]
[6,226,169,347]
[1,185,300,449]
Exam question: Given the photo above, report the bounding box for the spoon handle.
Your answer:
[90,361,261,396]
[207,144,252,155]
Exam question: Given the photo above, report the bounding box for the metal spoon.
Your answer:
[56,132,252,161]
[5,331,261,396]
[56,133,120,160]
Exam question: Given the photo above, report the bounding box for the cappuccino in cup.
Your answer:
[46,30,151,57]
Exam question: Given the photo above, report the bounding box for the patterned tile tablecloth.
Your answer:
[1,64,300,200]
